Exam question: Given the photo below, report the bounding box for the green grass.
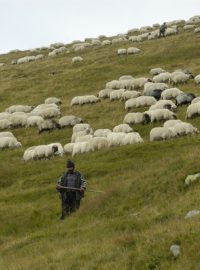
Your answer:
[0,27,200,269]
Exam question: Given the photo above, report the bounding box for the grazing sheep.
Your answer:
[110,89,125,101]
[44,97,62,105]
[183,25,195,30]
[98,88,113,99]
[72,56,83,64]
[121,90,141,100]
[186,102,200,118]
[171,73,193,85]
[161,88,183,100]
[172,122,199,136]
[125,96,157,110]
[59,115,83,127]
[75,134,93,143]
[150,127,177,141]
[23,143,63,161]
[26,116,44,127]
[194,75,200,84]
[113,124,133,133]
[93,129,111,137]
[194,27,200,33]
[144,109,176,122]
[143,82,168,96]
[90,137,109,150]
[153,72,171,83]
[175,93,195,106]
[71,129,93,143]
[185,210,200,219]
[119,75,134,81]
[71,95,100,105]
[107,132,143,147]
[0,131,15,138]
[149,100,177,111]
[0,137,22,149]
[38,120,61,134]
[64,143,76,154]
[9,113,28,127]
[165,28,178,36]
[127,47,141,54]
[191,97,200,104]
[0,112,11,120]
[150,68,166,76]
[123,112,151,124]
[132,78,151,89]
[5,105,33,114]
[73,123,92,133]
[163,119,183,128]
[102,40,112,46]
[117,49,127,55]
[72,141,94,156]
[30,104,61,118]
[0,119,13,129]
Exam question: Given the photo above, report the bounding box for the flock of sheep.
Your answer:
[0,15,200,161]
[0,15,200,67]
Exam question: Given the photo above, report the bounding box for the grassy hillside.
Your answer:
[0,27,200,270]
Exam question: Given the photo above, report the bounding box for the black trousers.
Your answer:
[61,192,80,216]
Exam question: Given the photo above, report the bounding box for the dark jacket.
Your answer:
[57,170,86,200]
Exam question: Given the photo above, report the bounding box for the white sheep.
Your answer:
[0,119,13,129]
[161,88,183,100]
[0,112,11,120]
[149,100,177,111]
[144,109,176,122]
[127,47,141,55]
[75,134,93,143]
[30,104,60,118]
[186,102,200,118]
[9,113,28,127]
[73,123,92,133]
[59,115,83,127]
[110,89,125,101]
[150,68,166,76]
[121,91,141,100]
[132,78,150,89]
[143,82,168,96]
[93,129,111,137]
[71,95,100,105]
[0,131,15,138]
[117,49,127,55]
[191,97,200,104]
[119,75,134,81]
[153,72,171,83]
[163,119,183,128]
[72,141,94,156]
[26,116,44,127]
[107,132,127,147]
[98,88,113,99]
[165,28,178,36]
[102,40,112,46]
[5,105,33,113]
[38,120,61,133]
[63,143,76,154]
[194,27,200,33]
[194,75,200,84]
[23,146,37,161]
[72,56,83,64]
[44,97,61,105]
[171,73,193,85]
[113,124,133,133]
[24,143,63,160]
[123,112,150,124]
[150,127,177,141]
[183,25,195,30]
[0,137,22,149]
[90,137,109,150]
[125,96,157,110]
[172,122,199,136]
[123,132,144,144]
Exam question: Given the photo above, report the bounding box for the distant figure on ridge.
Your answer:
[56,160,86,220]
[159,22,167,37]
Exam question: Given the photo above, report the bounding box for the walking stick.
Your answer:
[56,184,105,193]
